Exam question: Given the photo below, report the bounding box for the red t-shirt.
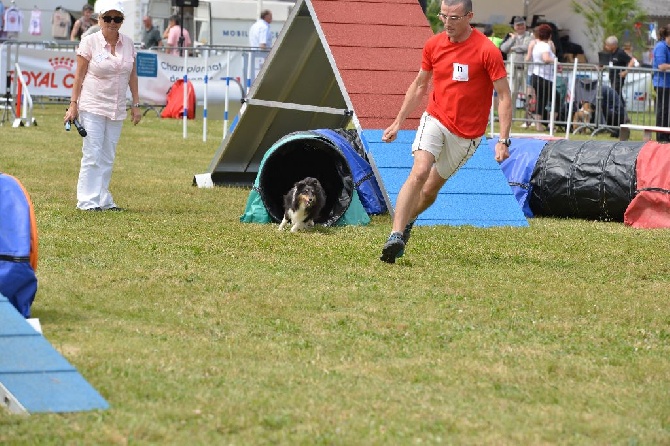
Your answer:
[422,28,507,139]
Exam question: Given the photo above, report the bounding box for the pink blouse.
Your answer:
[77,32,136,120]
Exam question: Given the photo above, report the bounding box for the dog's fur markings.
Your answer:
[573,101,594,134]
[278,177,326,232]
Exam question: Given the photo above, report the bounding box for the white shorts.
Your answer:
[411,112,481,179]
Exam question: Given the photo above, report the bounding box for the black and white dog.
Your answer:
[278,177,326,232]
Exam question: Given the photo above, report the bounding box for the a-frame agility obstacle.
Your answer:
[199,0,527,227]
[0,293,109,414]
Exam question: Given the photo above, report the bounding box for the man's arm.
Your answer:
[499,35,514,54]
[382,69,431,142]
[493,76,512,162]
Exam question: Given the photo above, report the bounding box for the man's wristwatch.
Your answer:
[132,103,141,108]
[498,138,511,147]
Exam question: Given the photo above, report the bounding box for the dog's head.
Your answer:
[581,101,594,114]
[294,177,323,208]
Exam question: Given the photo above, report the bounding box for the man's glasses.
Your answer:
[437,12,471,21]
[102,16,124,24]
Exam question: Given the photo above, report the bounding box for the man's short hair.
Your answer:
[261,9,272,20]
[605,36,618,46]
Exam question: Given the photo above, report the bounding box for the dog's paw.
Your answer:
[290,223,305,233]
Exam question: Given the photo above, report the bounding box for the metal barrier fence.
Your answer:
[501,56,666,140]
[3,40,666,141]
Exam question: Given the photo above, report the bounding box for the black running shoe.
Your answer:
[380,232,405,264]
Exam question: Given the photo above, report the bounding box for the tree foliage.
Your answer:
[426,0,443,34]
[571,0,647,51]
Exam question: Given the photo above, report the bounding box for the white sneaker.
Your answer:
[520,122,529,128]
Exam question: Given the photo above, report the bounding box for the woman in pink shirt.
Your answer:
[64,0,141,211]
[164,15,191,56]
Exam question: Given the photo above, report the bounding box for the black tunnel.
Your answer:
[530,139,644,221]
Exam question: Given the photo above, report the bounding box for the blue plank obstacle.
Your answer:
[361,129,529,227]
[0,294,109,414]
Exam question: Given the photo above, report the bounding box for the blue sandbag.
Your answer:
[0,173,38,317]
[488,137,548,217]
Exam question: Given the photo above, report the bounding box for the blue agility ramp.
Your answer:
[0,294,109,414]
[362,129,529,227]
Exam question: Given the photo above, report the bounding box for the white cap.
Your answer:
[95,0,125,16]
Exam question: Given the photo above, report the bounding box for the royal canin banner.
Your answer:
[1,47,249,105]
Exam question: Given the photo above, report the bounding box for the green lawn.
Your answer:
[1,104,669,445]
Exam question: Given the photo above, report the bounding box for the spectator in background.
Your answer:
[484,25,502,48]
[622,42,640,68]
[530,23,556,132]
[141,15,162,49]
[500,16,533,114]
[164,15,191,56]
[249,9,273,49]
[652,24,670,142]
[70,4,95,41]
[603,35,634,98]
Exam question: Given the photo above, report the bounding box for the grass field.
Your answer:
[1,104,669,444]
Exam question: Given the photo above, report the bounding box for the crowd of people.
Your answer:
[483,14,666,137]
[64,4,262,53]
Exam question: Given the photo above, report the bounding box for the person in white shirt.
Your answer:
[248,9,272,49]
[530,24,557,131]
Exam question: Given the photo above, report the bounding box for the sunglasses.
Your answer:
[101,16,124,24]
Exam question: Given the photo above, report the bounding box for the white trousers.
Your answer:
[76,111,124,210]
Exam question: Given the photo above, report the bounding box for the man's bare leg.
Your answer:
[381,151,445,263]
[391,150,435,232]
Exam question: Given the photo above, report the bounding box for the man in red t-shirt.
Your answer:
[380,0,513,263]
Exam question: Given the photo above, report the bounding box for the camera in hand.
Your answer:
[72,118,87,137]
[64,118,86,136]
